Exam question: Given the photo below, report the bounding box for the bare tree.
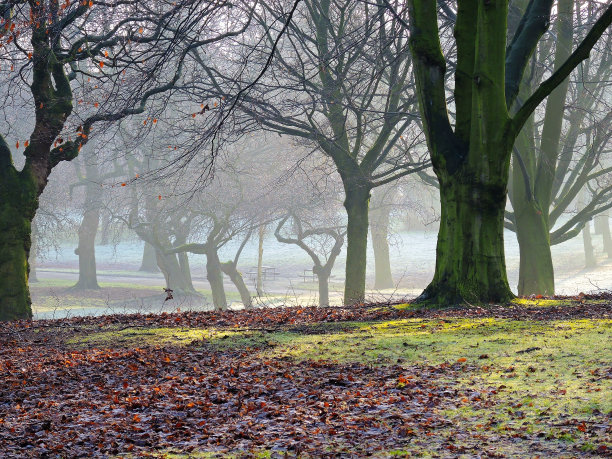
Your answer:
[0,0,255,319]
[187,0,429,305]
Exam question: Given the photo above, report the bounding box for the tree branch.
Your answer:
[512,4,612,135]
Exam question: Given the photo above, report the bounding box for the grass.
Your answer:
[45,295,611,456]
[71,316,611,442]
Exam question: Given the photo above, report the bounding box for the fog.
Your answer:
[1,0,610,320]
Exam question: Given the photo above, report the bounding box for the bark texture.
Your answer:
[0,201,34,320]
[343,185,371,304]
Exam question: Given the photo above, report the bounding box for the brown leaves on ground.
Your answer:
[0,342,464,457]
[17,292,612,333]
[0,296,609,457]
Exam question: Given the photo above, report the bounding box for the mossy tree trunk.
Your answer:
[0,14,78,319]
[409,0,514,304]
[511,107,554,296]
[421,168,513,304]
[29,220,39,284]
[509,0,572,296]
[0,163,36,320]
[407,0,610,304]
[514,204,554,295]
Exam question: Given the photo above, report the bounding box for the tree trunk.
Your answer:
[317,272,330,306]
[420,173,514,305]
[73,162,101,290]
[579,190,597,269]
[0,202,34,320]
[594,214,612,258]
[206,248,227,311]
[370,200,394,290]
[139,242,160,272]
[221,261,252,309]
[514,203,554,295]
[599,215,612,258]
[73,206,100,290]
[511,115,555,296]
[582,221,596,268]
[312,264,330,306]
[156,250,196,295]
[256,225,265,295]
[0,159,37,320]
[343,185,370,305]
[509,0,571,297]
[178,251,195,291]
[594,215,604,235]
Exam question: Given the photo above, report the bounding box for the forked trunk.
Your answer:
[156,250,196,295]
[343,185,370,305]
[420,171,514,305]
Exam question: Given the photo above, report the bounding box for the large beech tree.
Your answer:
[507,0,612,295]
[0,0,252,319]
[401,0,612,304]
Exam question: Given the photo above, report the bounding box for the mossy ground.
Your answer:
[69,309,611,457]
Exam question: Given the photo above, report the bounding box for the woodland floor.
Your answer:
[0,296,610,457]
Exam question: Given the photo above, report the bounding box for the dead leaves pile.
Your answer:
[0,340,465,457]
[0,297,610,457]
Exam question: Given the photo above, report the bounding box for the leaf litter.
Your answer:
[0,297,609,457]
